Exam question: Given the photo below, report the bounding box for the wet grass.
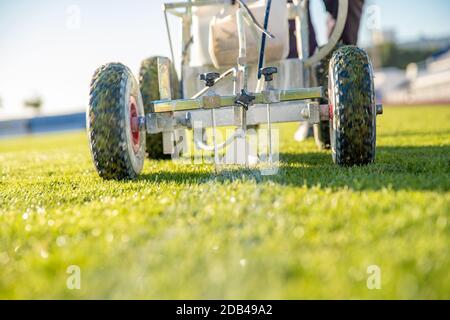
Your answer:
[0,105,449,299]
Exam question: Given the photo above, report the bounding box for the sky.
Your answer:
[0,0,450,119]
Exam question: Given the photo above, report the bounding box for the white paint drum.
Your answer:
[190,1,223,67]
[208,0,289,68]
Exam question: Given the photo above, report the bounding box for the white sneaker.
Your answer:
[294,123,312,142]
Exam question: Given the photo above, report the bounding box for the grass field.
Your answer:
[0,105,449,299]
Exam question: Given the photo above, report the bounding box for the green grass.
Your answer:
[0,105,449,299]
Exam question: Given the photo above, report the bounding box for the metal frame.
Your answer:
[161,0,349,89]
[155,2,323,109]
[147,102,324,132]
[152,87,323,113]
[148,0,352,163]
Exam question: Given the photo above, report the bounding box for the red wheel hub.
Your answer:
[129,96,140,153]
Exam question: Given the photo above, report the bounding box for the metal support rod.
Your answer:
[232,68,238,95]
[180,0,193,97]
[211,108,220,167]
[257,0,272,79]
[233,67,240,126]
[266,102,272,163]
[294,0,310,85]
[262,76,275,164]
[237,6,248,165]
[152,87,324,113]
[191,68,236,99]
[163,8,176,65]
[237,7,248,90]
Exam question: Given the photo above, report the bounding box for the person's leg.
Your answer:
[287,0,319,59]
[308,6,318,56]
[290,1,318,141]
[296,0,365,142]
[289,0,366,58]
[324,0,365,45]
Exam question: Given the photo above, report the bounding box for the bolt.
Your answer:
[138,116,147,130]
[376,104,383,115]
[301,108,310,119]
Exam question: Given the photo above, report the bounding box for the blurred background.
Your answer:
[0,0,449,136]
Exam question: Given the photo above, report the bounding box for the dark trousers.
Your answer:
[288,0,365,58]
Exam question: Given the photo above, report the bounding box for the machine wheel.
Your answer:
[139,57,180,159]
[328,46,376,166]
[313,44,343,150]
[88,63,146,180]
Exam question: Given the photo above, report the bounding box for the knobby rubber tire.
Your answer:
[329,46,376,166]
[88,63,146,180]
[139,57,180,159]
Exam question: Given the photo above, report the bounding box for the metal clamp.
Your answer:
[235,89,256,110]
[261,89,281,104]
[202,94,221,109]
[200,72,220,87]
[260,67,278,82]
[301,102,321,124]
